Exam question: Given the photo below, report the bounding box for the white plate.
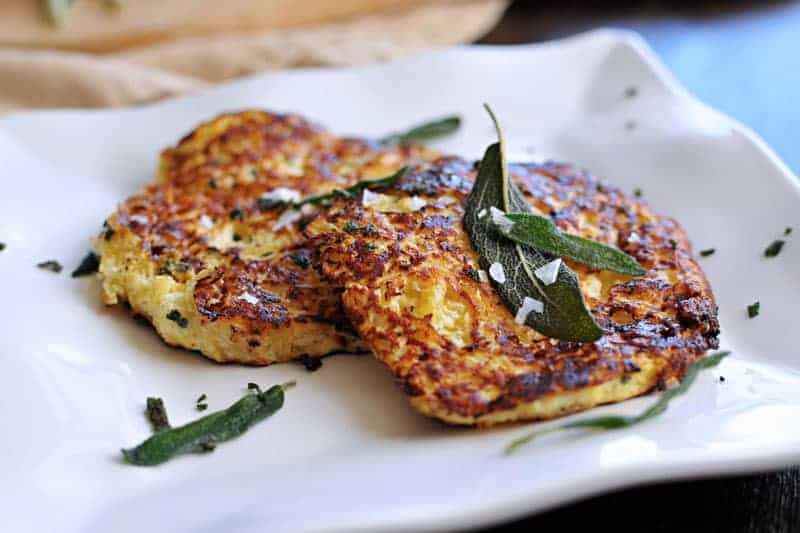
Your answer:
[2,29,800,533]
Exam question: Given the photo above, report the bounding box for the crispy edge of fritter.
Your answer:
[94,225,365,364]
[409,354,663,426]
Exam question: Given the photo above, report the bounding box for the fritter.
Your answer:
[306,157,720,425]
[95,110,436,364]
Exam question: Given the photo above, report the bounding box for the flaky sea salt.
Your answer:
[273,208,302,231]
[514,296,544,324]
[489,206,514,234]
[534,258,562,285]
[406,196,427,211]
[240,293,260,305]
[260,187,301,204]
[489,262,506,284]
[199,214,214,229]
[362,189,384,208]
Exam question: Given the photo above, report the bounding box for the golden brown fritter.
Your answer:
[95,110,437,364]
[306,157,720,425]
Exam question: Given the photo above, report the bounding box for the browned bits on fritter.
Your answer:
[306,157,720,425]
[94,110,438,365]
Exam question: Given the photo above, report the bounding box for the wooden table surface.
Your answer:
[474,2,800,531]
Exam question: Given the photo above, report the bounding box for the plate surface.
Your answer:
[2,29,799,533]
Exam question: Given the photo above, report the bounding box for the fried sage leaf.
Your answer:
[122,382,294,466]
[71,251,100,277]
[464,105,603,342]
[497,213,645,275]
[293,166,409,208]
[380,115,461,147]
[505,351,730,455]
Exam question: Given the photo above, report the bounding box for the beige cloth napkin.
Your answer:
[0,0,507,111]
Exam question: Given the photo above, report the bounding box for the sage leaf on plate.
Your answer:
[498,213,645,275]
[293,166,409,208]
[505,351,731,455]
[380,115,461,147]
[464,105,603,342]
[122,382,294,466]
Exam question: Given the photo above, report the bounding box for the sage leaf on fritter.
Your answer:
[464,105,603,342]
[293,167,409,208]
[498,213,645,275]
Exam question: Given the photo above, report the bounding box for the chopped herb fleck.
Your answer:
[249,167,258,178]
[196,393,208,412]
[146,397,171,432]
[229,208,244,221]
[232,233,242,242]
[747,301,760,319]
[71,252,100,277]
[343,222,379,236]
[257,197,283,211]
[247,382,261,392]
[37,260,63,273]
[466,268,481,282]
[103,220,115,241]
[785,227,793,236]
[764,240,785,258]
[299,354,323,372]
[209,179,218,189]
[172,262,191,273]
[620,374,631,384]
[166,309,189,328]
[668,239,678,249]
[633,188,642,197]
[290,253,310,269]
[699,248,715,257]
